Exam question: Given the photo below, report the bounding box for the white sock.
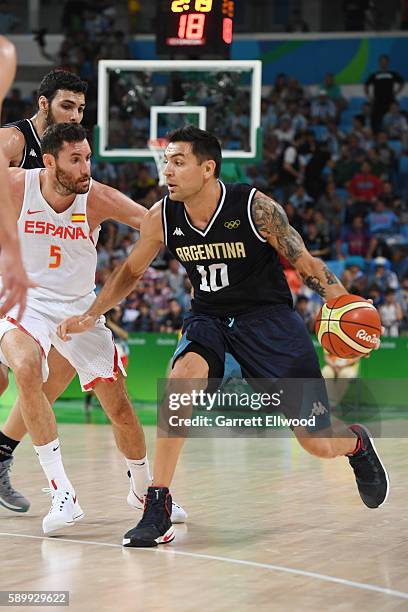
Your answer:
[125,455,152,499]
[33,438,74,494]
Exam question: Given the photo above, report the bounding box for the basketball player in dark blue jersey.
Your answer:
[0,70,87,512]
[58,125,389,548]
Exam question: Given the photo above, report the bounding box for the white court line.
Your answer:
[1,532,408,601]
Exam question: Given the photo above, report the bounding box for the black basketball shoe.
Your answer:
[123,486,175,547]
[348,424,389,508]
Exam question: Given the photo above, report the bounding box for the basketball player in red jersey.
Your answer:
[0,123,186,533]
[58,126,389,548]
[0,36,33,319]
[0,70,88,512]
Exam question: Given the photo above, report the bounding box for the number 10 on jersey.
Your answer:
[197,263,229,292]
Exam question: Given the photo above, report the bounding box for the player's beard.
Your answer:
[55,164,90,195]
[45,104,57,127]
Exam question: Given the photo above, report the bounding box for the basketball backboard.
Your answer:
[95,59,262,163]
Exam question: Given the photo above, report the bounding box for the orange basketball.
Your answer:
[315,294,381,358]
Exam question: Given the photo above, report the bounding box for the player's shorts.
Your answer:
[0,292,126,391]
[172,304,330,431]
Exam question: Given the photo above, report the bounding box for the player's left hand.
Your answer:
[57,314,97,341]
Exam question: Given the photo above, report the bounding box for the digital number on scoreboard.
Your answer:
[156,0,234,57]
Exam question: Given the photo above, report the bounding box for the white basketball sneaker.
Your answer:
[42,488,84,535]
[126,472,187,524]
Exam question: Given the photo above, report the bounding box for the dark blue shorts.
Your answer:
[172,304,331,430]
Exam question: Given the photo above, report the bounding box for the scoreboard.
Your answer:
[156,0,234,58]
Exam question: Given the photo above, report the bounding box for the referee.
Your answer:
[365,54,404,133]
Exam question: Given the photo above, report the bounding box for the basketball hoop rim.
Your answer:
[148,138,168,150]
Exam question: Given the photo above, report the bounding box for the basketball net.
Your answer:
[148,138,168,187]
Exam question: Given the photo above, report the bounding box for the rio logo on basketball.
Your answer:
[315,294,382,358]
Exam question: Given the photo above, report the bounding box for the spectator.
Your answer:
[367,283,383,308]
[286,101,308,133]
[133,301,154,332]
[274,115,295,144]
[277,131,304,200]
[325,120,345,158]
[260,98,277,132]
[284,78,304,105]
[303,141,331,200]
[382,102,408,142]
[159,299,183,333]
[347,133,366,161]
[272,73,288,101]
[317,181,346,224]
[341,260,367,294]
[164,258,185,299]
[332,145,361,187]
[288,183,314,212]
[368,257,399,292]
[311,90,337,124]
[379,288,403,336]
[366,198,399,236]
[358,102,372,129]
[314,209,330,240]
[348,161,384,214]
[336,215,377,259]
[303,222,331,260]
[320,73,344,105]
[366,147,388,180]
[365,54,404,133]
[392,248,408,279]
[375,131,397,169]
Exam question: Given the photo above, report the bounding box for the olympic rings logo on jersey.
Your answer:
[224,220,241,230]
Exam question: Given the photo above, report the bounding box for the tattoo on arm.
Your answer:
[300,273,326,298]
[300,263,341,299]
[323,264,339,286]
[252,194,304,264]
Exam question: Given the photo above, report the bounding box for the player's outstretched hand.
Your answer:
[0,250,36,321]
[57,314,97,341]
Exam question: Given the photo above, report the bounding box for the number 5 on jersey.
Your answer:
[197,263,229,292]
[49,245,62,269]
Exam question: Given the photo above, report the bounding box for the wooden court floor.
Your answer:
[1,423,407,612]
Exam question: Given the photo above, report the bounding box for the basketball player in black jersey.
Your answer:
[0,70,87,512]
[58,125,389,548]
[0,70,87,169]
